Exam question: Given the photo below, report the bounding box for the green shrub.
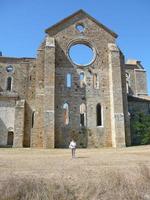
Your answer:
[131,112,150,145]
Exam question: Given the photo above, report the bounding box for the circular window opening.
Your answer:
[69,43,95,66]
[76,24,85,32]
[6,65,14,73]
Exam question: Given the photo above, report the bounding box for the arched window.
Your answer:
[126,72,130,94]
[63,103,69,125]
[126,81,129,94]
[66,73,72,88]
[96,103,102,126]
[80,103,86,126]
[6,77,12,91]
[93,73,99,89]
[80,72,85,88]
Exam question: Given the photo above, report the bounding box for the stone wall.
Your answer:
[0,99,16,146]
[128,97,150,114]
[0,57,36,147]
[45,13,127,148]
[134,69,147,96]
[13,100,25,147]
[125,63,148,96]
[128,96,150,144]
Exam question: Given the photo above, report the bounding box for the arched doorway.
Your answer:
[7,131,14,146]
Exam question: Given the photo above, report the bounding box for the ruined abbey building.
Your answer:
[0,10,150,148]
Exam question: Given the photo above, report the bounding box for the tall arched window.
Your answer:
[80,103,86,126]
[96,103,102,126]
[80,72,85,88]
[66,73,72,88]
[63,103,69,125]
[126,72,130,94]
[93,74,99,89]
[126,81,129,94]
[6,77,12,91]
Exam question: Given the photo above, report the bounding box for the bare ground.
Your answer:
[0,146,150,200]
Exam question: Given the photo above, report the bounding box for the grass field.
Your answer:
[0,146,150,200]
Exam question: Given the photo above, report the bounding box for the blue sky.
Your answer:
[0,0,150,94]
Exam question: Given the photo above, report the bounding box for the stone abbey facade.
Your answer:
[0,10,150,148]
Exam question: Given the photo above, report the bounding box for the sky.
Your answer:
[0,0,150,94]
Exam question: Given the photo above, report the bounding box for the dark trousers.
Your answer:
[71,148,76,158]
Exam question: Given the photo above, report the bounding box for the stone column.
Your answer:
[13,100,25,147]
[108,43,126,147]
[43,36,55,148]
[120,52,131,146]
[30,45,45,147]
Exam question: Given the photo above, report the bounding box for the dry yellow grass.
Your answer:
[0,146,150,200]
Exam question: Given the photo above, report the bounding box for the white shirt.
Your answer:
[69,141,76,149]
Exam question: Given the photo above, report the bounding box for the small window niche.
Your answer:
[66,73,72,88]
[80,103,86,127]
[63,103,69,125]
[96,103,102,126]
[93,73,99,89]
[80,72,86,88]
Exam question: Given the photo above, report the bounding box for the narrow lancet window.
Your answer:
[126,72,130,94]
[63,103,69,125]
[80,103,86,126]
[66,73,72,88]
[126,81,129,94]
[80,72,85,88]
[93,74,99,89]
[96,103,102,126]
[6,77,12,91]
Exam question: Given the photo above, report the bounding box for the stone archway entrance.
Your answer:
[7,131,14,146]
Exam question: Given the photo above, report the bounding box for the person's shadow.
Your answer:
[75,156,88,159]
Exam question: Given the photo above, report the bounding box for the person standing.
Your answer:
[69,139,76,158]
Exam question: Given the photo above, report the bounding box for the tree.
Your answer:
[130,112,150,145]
